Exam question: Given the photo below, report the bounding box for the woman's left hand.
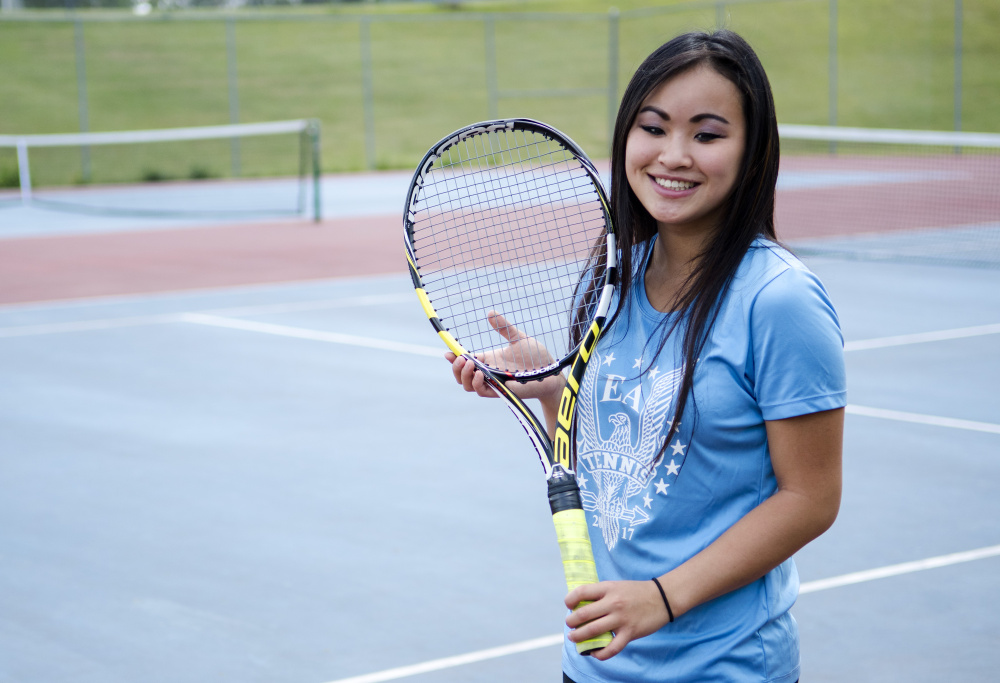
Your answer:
[564,580,672,660]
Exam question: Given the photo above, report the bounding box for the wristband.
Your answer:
[651,577,674,623]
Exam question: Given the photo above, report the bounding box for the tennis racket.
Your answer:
[403,118,617,655]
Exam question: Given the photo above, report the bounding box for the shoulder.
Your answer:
[735,239,836,322]
[735,242,846,417]
[736,239,814,289]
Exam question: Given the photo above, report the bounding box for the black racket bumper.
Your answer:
[547,466,584,514]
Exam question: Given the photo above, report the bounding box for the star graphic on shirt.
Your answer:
[577,473,588,489]
[648,366,661,380]
[602,352,616,366]
[643,493,653,508]
[633,357,643,369]
[665,459,681,476]
[654,478,669,495]
[670,440,686,456]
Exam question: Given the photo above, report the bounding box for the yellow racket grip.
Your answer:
[552,508,614,655]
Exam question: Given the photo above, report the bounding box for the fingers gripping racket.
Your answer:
[403,119,617,655]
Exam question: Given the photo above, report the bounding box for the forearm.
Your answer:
[540,392,560,441]
[565,408,843,659]
[526,373,564,441]
[564,489,839,660]
[658,408,844,620]
[659,482,840,618]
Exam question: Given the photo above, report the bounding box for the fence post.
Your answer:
[716,2,726,28]
[226,16,241,177]
[485,15,498,119]
[73,18,91,181]
[954,0,962,135]
[607,7,619,153]
[360,16,376,171]
[827,0,837,153]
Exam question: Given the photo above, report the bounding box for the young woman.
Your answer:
[448,30,845,682]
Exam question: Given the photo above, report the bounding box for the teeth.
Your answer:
[655,178,695,191]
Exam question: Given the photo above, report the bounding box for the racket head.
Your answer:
[404,118,613,382]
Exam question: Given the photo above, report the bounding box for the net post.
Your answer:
[309,119,322,223]
[16,140,31,204]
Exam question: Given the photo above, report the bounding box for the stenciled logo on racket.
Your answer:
[575,351,686,551]
[554,319,603,470]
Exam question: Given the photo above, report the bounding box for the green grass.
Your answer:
[0,164,20,188]
[1,0,997,186]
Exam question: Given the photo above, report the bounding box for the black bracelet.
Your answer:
[651,577,674,623]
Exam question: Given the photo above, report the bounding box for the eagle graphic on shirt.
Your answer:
[576,351,684,551]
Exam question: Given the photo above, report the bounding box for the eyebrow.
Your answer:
[638,105,731,125]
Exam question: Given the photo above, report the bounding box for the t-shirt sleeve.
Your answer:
[749,265,847,420]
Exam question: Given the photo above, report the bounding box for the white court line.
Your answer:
[0,312,186,337]
[2,297,993,355]
[201,293,413,317]
[844,322,1000,352]
[14,312,998,435]
[798,543,1000,594]
[173,317,1000,435]
[327,634,565,683]
[179,313,442,357]
[846,404,1000,435]
[326,544,1000,683]
[0,293,413,338]
[5,306,996,433]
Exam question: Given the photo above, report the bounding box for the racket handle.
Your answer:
[548,472,614,656]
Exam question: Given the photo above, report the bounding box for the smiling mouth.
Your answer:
[654,177,696,191]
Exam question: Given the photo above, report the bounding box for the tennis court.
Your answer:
[1,160,998,682]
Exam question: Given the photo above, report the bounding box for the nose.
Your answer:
[658,134,692,169]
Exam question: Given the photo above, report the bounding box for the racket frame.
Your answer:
[404,118,619,655]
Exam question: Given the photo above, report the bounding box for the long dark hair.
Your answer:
[601,30,780,467]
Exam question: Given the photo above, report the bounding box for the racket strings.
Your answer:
[409,126,607,374]
[412,181,604,269]
[415,133,597,223]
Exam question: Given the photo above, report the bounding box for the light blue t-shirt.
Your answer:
[563,238,846,683]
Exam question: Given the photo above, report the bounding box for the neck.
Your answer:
[643,226,712,313]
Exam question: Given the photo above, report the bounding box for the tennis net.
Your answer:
[0,119,321,221]
[776,124,1000,269]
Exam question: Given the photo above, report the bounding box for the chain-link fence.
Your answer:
[1,0,993,182]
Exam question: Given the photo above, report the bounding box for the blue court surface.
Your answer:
[1,175,999,683]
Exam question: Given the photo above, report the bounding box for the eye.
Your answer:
[694,132,724,142]
[639,124,665,136]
